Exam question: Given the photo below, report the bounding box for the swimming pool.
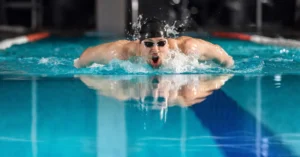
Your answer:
[0,34,300,157]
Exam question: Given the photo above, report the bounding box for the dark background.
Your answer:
[0,0,299,35]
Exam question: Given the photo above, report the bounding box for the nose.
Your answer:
[151,45,159,52]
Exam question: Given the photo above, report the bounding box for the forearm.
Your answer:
[195,39,234,67]
[77,46,112,67]
[207,44,234,67]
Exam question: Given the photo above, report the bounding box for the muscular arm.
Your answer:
[175,36,234,67]
[75,40,137,68]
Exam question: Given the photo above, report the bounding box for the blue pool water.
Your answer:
[1,34,300,157]
[1,35,300,75]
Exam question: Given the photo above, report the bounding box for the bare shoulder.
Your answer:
[172,36,198,51]
[81,40,128,57]
[113,39,138,58]
[167,36,195,49]
[167,38,178,50]
[123,40,139,56]
[77,39,136,67]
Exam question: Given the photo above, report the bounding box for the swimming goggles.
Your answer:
[143,40,167,48]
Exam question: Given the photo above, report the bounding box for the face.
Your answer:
[139,37,169,68]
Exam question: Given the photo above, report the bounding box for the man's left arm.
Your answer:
[177,36,234,68]
[201,40,234,68]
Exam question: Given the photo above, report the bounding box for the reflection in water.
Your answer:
[80,74,295,157]
[190,90,294,156]
[0,75,298,156]
[80,75,232,122]
[274,74,282,88]
[80,74,232,107]
[80,75,232,132]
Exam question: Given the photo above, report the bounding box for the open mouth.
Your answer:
[152,56,159,63]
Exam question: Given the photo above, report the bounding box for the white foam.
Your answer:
[73,58,81,68]
[74,50,213,74]
[38,57,63,65]
[89,63,105,68]
[161,50,211,73]
[38,57,49,64]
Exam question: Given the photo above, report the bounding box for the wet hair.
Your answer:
[139,18,167,42]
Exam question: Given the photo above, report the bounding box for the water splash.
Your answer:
[160,50,211,73]
[131,15,143,40]
[164,22,180,38]
[130,15,182,40]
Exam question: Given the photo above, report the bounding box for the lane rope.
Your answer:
[0,32,50,50]
[1,31,299,50]
[212,32,300,47]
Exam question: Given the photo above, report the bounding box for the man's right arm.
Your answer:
[74,40,134,68]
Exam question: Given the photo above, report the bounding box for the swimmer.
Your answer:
[75,18,234,68]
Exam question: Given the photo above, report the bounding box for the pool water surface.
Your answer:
[0,35,300,157]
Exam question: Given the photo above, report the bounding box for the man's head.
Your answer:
[139,18,169,68]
